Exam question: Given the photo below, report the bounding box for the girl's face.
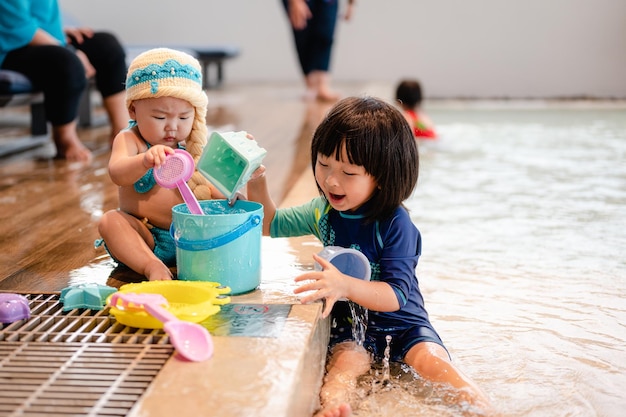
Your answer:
[129,96,194,147]
[315,146,377,212]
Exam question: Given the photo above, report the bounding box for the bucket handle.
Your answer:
[170,214,262,251]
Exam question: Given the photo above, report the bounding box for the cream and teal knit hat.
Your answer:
[125,48,213,200]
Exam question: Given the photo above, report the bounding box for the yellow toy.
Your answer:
[107,281,230,329]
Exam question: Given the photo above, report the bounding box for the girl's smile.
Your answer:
[315,148,377,212]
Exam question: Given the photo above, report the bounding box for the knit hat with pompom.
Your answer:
[125,47,213,200]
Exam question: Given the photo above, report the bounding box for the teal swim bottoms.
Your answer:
[94,224,176,267]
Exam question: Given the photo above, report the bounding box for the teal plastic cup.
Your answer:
[197,131,267,202]
[171,200,263,295]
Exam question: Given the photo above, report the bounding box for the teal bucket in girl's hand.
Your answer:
[171,200,263,295]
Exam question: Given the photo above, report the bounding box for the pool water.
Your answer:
[393,104,625,416]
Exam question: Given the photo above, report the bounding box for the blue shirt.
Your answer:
[0,0,65,66]
[271,197,435,333]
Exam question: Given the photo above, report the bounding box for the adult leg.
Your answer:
[3,45,91,161]
[73,32,128,141]
[98,210,173,281]
[310,70,339,102]
[283,0,339,101]
[314,341,371,417]
[283,0,316,99]
[102,91,127,142]
[304,0,339,101]
[404,341,495,414]
[52,120,91,161]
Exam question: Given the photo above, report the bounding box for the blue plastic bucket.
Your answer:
[171,200,263,295]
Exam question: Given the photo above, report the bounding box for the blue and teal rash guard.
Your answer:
[271,197,437,335]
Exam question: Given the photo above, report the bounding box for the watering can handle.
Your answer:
[170,214,262,251]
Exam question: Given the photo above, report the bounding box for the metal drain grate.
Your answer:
[1,293,172,344]
[0,293,174,417]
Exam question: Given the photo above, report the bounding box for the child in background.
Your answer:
[247,96,493,417]
[96,48,222,281]
[396,78,437,139]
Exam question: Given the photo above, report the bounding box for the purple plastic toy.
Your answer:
[0,293,30,323]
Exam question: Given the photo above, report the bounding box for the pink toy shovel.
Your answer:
[109,292,214,362]
[153,149,203,215]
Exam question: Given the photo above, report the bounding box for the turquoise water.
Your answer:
[398,105,626,416]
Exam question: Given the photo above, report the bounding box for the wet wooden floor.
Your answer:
[0,81,389,293]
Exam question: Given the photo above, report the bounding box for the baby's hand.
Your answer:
[294,254,350,318]
[143,145,174,169]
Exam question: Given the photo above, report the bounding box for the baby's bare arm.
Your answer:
[108,131,174,186]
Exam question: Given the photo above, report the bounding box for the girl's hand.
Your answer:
[249,165,266,182]
[143,145,175,169]
[243,133,266,181]
[294,253,351,318]
[227,165,266,206]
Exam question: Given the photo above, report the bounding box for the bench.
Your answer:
[125,45,240,89]
[0,45,240,156]
[194,46,241,89]
[78,45,240,127]
[0,70,49,156]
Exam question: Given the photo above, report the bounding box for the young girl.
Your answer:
[96,48,222,281]
[396,78,437,139]
[247,96,493,416]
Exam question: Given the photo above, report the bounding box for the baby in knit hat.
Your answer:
[97,47,224,281]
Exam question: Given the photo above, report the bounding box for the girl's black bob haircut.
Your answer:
[311,96,419,222]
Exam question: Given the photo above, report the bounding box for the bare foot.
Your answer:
[144,260,173,281]
[314,403,351,417]
[312,71,340,102]
[52,122,93,162]
[316,89,340,103]
[57,141,93,162]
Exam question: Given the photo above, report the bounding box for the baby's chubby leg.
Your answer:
[98,210,172,281]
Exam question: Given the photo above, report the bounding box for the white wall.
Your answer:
[61,0,626,99]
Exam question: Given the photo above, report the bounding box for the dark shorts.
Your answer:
[329,301,449,362]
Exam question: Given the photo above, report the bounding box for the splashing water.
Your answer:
[348,301,367,346]
[381,335,392,385]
